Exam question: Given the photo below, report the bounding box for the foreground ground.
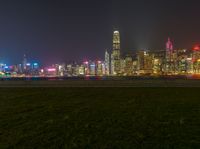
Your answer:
[0,88,200,148]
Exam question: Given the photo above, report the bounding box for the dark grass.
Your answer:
[0,88,200,149]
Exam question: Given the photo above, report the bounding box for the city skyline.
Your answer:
[1,29,200,77]
[0,0,200,65]
[0,31,198,66]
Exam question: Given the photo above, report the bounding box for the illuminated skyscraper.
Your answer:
[96,61,103,76]
[23,54,27,71]
[177,49,189,73]
[137,50,153,74]
[105,50,110,75]
[192,45,200,73]
[78,65,85,75]
[89,62,96,76]
[83,61,90,75]
[166,37,173,62]
[124,55,133,76]
[165,38,177,73]
[113,31,120,51]
[111,30,121,75]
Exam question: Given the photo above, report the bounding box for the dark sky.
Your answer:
[0,0,200,65]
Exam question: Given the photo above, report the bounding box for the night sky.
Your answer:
[0,0,200,65]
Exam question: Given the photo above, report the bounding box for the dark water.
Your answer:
[1,75,199,81]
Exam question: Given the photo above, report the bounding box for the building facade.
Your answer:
[111,30,121,75]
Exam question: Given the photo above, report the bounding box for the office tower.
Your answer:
[96,61,103,76]
[22,54,27,71]
[137,50,153,74]
[165,38,177,73]
[186,55,193,74]
[192,45,200,73]
[71,63,79,76]
[176,49,189,74]
[105,50,110,75]
[113,31,120,51]
[124,55,133,76]
[78,65,85,75]
[83,61,90,75]
[101,62,106,75]
[111,30,121,75]
[120,58,125,74]
[66,64,73,76]
[89,62,96,76]
[152,50,165,74]
[0,63,6,72]
[166,38,173,61]
[132,60,138,75]
[31,63,40,76]
[74,65,80,76]
[58,64,65,76]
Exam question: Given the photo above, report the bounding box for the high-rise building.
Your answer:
[151,50,165,74]
[66,64,73,76]
[111,30,121,75]
[96,61,103,76]
[124,55,133,76]
[120,58,125,74]
[105,50,110,75]
[22,54,27,71]
[177,49,189,74]
[165,38,177,73]
[89,62,96,76]
[192,45,200,73]
[166,38,173,61]
[78,65,85,75]
[137,50,153,74]
[113,31,120,51]
[83,61,90,75]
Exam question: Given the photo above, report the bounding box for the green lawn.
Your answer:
[0,88,200,148]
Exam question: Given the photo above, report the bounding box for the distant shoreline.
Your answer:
[1,77,200,87]
[0,75,199,81]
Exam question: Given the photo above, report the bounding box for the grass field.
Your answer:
[0,88,200,148]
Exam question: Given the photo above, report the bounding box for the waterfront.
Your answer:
[1,75,200,87]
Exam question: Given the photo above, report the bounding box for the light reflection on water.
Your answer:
[2,75,200,81]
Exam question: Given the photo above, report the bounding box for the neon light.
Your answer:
[48,68,56,72]
[84,61,89,65]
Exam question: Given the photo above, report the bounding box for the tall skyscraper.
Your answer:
[23,54,27,71]
[165,38,177,73]
[166,37,173,62]
[113,31,120,51]
[111,30,121,75]
[105,50,110,75]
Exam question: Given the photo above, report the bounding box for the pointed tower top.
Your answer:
[166,37,173,51]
